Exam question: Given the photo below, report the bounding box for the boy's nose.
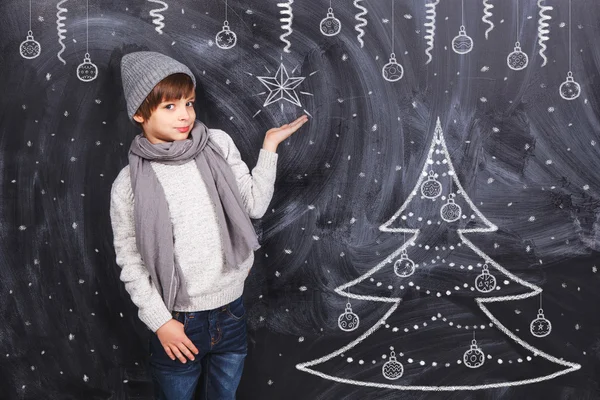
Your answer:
[179,109,191,120]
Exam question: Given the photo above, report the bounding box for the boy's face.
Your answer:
[133,94,196,144]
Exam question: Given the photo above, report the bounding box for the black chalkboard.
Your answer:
[1,0,599,399]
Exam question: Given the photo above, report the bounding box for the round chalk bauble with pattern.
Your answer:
[559,71,581,100]
[507,42,528,71]
[77,53,98,82]
[530,309,552,337]
[338,302,359,332]
[440,193,462,222]
[421,170,442,199]
[320,8,341,36]
[475,264,497,293]
[216,21,237,49]
[382,351,404,380]
[463,339,485,368]
[394,249,415,277]
[20,31,41,59]
[452,26,473,54]
[382,53,404,82]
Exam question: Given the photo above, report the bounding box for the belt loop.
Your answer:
[172,311,181,321]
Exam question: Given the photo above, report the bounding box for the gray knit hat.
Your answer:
[120,51,196,123]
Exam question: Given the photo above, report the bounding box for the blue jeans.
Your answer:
[148,296,248,400]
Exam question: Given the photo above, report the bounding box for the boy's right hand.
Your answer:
[156,319,199,363]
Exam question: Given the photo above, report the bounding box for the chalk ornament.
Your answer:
[507,42,529,70]
[421,170,442,199]
[20,30,41,59]
[77,53,98,82]
[463,339,485,368]
[338,302,360,332]
[440,193,462,222]
[475,264,497,293]
[394,249,415,277]
[452,25,473,54]
[382,351,404,380]
[320,8,341,36]
[559,71,581,100]
[382,53,404,82]
[530,309,552,337]
[216,21,237,49]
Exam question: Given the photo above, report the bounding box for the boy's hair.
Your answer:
[134,73,195,126]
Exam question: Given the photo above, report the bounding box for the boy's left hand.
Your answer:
[262,114,309,153]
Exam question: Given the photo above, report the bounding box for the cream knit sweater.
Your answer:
[110,129,278,332]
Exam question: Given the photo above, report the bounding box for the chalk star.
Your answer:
[257,63,306,107]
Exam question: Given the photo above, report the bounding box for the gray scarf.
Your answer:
[128,120,260,311]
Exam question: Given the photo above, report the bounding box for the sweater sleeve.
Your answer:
[210,129,278,219]
[109,167,174,333]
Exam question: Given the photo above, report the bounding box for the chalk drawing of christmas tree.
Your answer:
[296,117,581,391]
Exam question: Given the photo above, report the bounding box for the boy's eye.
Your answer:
[163,100,194,109]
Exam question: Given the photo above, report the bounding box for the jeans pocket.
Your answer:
[150,312,183,360]
[226,297,246,321]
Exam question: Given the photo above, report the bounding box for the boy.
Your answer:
[110,51,307,399]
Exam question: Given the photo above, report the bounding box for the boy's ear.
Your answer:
[133,114,145,124]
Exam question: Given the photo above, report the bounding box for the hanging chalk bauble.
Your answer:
[393,249,416,277]
[320,8,341,36]
[382,53,404,82]
[20,30,41,59]
[77,53,98,82]
[463,339,485,368]
[421,170,442,199]
[530,308,552,337]
[559,71,581,100]
[338,302,360,332]
[216,21,237,49]
[452,25,473,54]
[382,351,404,380]
[475,263,497,293]
[507,42,529,71]
[440,193,462,222]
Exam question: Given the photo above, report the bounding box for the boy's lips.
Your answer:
[175,125,190,133]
